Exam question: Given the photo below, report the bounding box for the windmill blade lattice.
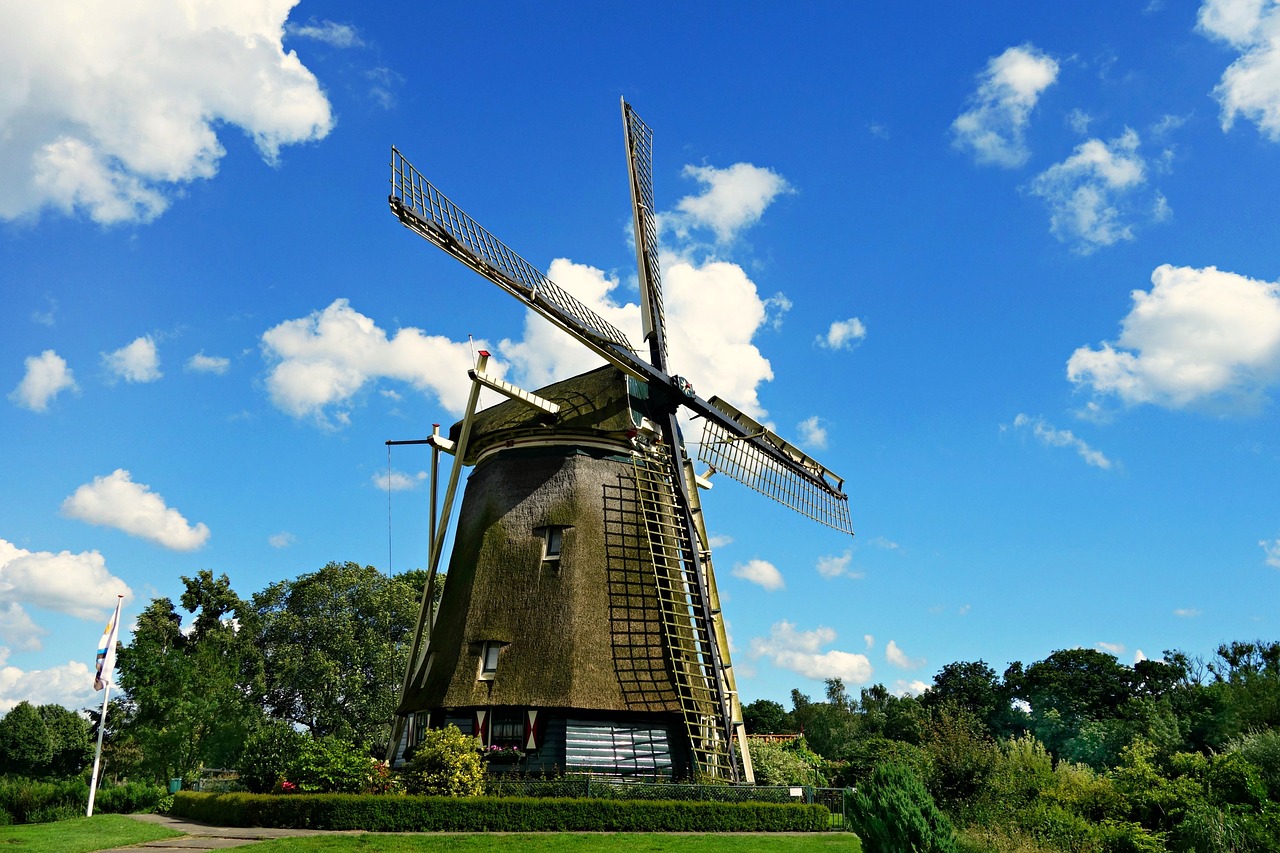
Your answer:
[622,100,668,369]
[390,148,635,353]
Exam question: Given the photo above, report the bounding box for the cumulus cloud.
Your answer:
[261,299,491,426]
[1067,265,1280,408]
[796,416,829,450]
[816,549,862,579]
[671,163,793,243]
[1097,641,1126,656]
[0,658,95,713]
[9,350,77,411]
[1008,413,1112,469]
[749,620,874,683]
[1262,538,1280,567]
[374,469,427,491]
[1198,0,1280,140]
[732,559,785,591]
[0,538,132,639]
[0,0,333,225]
[103,336,161,383]
[817,317,867,351]
[886,639,926,670]
[1174,607,1202,617]
[186,352,230,375]
[893,679,930,697]
[0,603,46,651]
[1029,129,1152,252]
[952,44,1060,168]
[61,469,210,551]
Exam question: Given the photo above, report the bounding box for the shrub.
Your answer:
[238,721,305,794]
[1232,729,1280,800]
[172,790,831,831]
[0,777,164,824]
[749,739,827,786]
[290,736,377,794]
[850,761,957,853]
[399,725,484,796]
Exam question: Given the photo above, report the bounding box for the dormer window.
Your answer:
[538,525,569,566]
[479,641,501,681]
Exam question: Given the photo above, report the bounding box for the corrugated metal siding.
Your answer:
[565,719,673,779]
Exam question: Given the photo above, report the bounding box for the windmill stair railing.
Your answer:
[630,445,737,781]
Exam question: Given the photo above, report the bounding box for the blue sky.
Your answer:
[4,1,1280,713]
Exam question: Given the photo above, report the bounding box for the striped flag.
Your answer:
[94,597,123,691]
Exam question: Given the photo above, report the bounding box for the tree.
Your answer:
[115,572,265,783]
[253,562,423,750]
[850,761,958,853]
[0,701,52,775]
[37,704,91,777]
[742,699,793,734]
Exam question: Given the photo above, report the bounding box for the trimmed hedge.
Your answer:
[173,791,830,832]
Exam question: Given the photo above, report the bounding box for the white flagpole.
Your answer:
[86,681,111,817]
[87,594,124,818]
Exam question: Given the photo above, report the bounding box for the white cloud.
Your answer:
[1068,265,1280,407]
[9,350,78,411]
[1133,650,1148,664]
[893,679,930,697]
[1029,129,1151,252]
[0,0,333,225]
[708,533,734,549]
[0,538,132,624]
[0,603,47,651]
[1262,538,1280,567]
[374,469,427,491]
[286,18,363,48]
[796,416,829,450]
[1174,607,1203,617]
[952,44,1060,168]
[0,659,96,713]
[1097,641,1126,656]
[732,559,785,591]
[1009,413,1112,469]
[186,352,230,375]
[864,634,875,649]
[103,336,161,383]
[816,549,862,579]
[749,620,874,683]
[672,163,793,243]
[886,639,926,670]
[61,469,210,551]
[1199,0,1280,140]
[268,531,296,549]
[1068,108,1093,135]
[817,317,867,351]
[261,299,491,426]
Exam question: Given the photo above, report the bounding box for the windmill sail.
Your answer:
[622,100,668,369]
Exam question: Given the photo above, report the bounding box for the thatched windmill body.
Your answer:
[387,102,853,782]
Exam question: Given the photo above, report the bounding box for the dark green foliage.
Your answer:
[0,702,52,775]
[743,699,794,734]
[289,736,381,794]
[253,561,422,749]
[850,761,957,853]
[171,790,830,831]
[238,720,306,793]
[0,777,164,824]
[837,736,933,789]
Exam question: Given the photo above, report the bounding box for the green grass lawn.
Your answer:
[249,834,860,853]
[0,814,185,853]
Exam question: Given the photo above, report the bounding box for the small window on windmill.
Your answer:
[479,641,501,681]
[538,525,569,567]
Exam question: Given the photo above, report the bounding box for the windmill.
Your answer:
[385,100,853,783]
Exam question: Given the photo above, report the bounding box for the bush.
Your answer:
[850,761,958,853]
[238,721,305,794]
[0,777,165,824]
[172,790,831,831]
[290,736,378,794]
[399,725,484,796]
[748,738,828,786]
